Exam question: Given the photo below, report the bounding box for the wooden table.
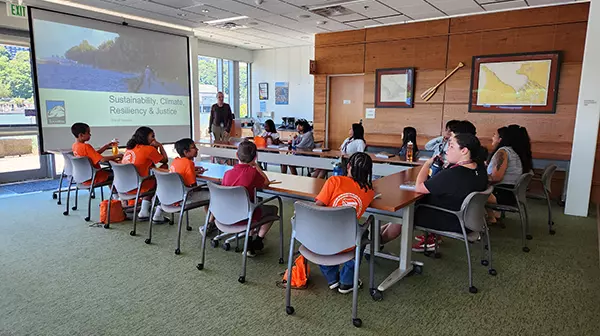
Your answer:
[195,161,425,292]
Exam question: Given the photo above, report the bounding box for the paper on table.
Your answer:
[267,145,280,149]
[399,181,416,190]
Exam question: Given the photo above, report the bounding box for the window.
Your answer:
[222,59,231,105]
[0,44,35,126]
[239,62,249,118]
[197,56,218,139]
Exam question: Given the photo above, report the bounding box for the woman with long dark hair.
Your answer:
[281,119,315,175]
[312,123,367,179]
[486,124,533,223]
[381,133,488,251]
[399,126,419,157]
[261,119,280,145]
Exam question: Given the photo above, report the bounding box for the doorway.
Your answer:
[327,75,364,150]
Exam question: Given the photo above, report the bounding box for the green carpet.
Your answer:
[0,191,599,336]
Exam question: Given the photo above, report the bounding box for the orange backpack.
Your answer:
[99,200,126,224]
[281,255,310,289]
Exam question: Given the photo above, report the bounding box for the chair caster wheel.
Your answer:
[222,243,231,251]
[145,239,151,244]
[210,240,219,248]
[168,220,174,225]
[370,289,383,301]
[52,193,58,199]
[489,269,497,276]
[85,216,90,222]
[196,263,204,270]
[57,201,62,205]
[522,247,530,253]
[279,258,284,264]
[286,306,294,315]
[186,226,192,231]
[129,231,136,236]
[549,229,556,235]
[469,286,478,294]
[352,318,362,328]
[72,206,77,211]
[526,234,533,240]
[413,265,423,275]
[238,276,245,284]
[481,260,489,266]
[63,211,69,216]
[175,248,181,255]
[103,224,110,229]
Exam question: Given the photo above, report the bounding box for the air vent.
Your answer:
[214,22,247,30]
[309,5,355,18]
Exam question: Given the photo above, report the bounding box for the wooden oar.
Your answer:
[420,62,465,102]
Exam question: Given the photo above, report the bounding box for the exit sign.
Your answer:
[6,3,27,19]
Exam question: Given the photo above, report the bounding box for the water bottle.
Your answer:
[406,141,414,162]
[333,160,343,176]
[111,138,119,156]
[428,156,444,179]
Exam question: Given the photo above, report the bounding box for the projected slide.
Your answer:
[29,8,191,151]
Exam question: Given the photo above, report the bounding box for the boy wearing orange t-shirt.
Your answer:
[315,152,375,294]
[71,123,122,184]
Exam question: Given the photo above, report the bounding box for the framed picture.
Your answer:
[275,82,289,105]
[258,82,268,100]
[469,51,562,113]
[375,67,415,108]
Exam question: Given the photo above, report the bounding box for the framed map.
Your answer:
[469,51,562,113]
[375,68,414,108]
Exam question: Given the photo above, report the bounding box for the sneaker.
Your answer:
[412,235,437,252]
[338,280,362,294]
[328,281,339,290]
[151,217,169,225]
[414,234,442,244]
[252,237,265,251]
[244,237,256,258]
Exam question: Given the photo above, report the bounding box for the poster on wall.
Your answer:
[258,82,268,100]
[469,51,562,113]
[375,68,414,108]
[275,82,289,105]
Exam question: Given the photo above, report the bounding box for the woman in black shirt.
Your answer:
[380,133,488,250]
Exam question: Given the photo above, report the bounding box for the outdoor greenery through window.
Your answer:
[239,62,248,118]
[0,44,35,125]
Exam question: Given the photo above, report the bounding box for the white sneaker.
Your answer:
[328,281,339,290]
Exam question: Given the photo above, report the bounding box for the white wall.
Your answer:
[251,46,315,124]
[197,39,253,63]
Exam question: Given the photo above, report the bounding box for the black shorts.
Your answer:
[493,184,517,206]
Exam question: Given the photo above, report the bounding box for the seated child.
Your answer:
[315,152,376,294]
[222,140,278,257]
[70,122,122,184]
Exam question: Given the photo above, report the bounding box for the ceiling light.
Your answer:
[316,20,327,25]
[201,9,209,13]
[39,0,193,32]
[177,13,187,17]
[204,16,248,24]
[308,0,367,11]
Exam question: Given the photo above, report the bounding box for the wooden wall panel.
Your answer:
[314,75,327,104]
[449,2,589,33]
[362,103,443,138]
[365,36,448,72]
[315,29,365,46]
[366,19,449,42]
[315,44,365,74]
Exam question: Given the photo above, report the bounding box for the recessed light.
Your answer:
[201,9,209,13]
[205,16,248,24]
[316,20,327,25]
[298,14,310,19]
[177,13,187,17]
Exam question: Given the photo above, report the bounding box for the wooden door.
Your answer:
[328,75,364,149]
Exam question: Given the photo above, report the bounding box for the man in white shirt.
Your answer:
[425,120,459,157]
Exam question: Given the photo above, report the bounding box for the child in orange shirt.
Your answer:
[122,126,169,222]
[315,152,375,294]
[70,122,122,184]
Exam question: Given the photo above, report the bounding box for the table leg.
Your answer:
[377,203,414,291]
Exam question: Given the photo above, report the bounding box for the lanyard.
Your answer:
[449,160,473,169]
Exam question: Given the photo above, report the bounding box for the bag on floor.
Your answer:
[280,255,310,289]
[99,200,126,224]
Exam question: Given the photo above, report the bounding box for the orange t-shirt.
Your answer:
[170,157,196,187]
[316,176,375,218]
[72,142,103,169]
[121,144,163,177]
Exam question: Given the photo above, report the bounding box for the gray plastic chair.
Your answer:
[104,162,162,235]
[53,151,74,205]
[196,182,283,284]
[145,169,210,255]
[284,201,376,328]
[486,171,535,252]
[415,186,495,294]
[63,155,112,222]
[527,164,558,235]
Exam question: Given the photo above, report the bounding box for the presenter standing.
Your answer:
[208,92,233,142]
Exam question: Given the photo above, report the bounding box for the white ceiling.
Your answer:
[38,0,583,49]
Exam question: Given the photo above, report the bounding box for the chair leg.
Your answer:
[146,197,157,244]
[239,220,253,283]
[175,207,185,255]
[104,189,113,229]
[73,187,79,210]
[523,204,532,240]
[367,217,382,301]
[463,238,477,294]
[197,212,210,270]
[284,235,295,315]
[85,187,93,222]
[63,177,74,216]
[518,204,529,253]
[351,247,362,327]
[185,211,191,231]
[484,228,497,276]
[278,199,284,264]
[100,186,104,201]
[545,191,555,235]
[57,172,64,205]
[131,196,140,236]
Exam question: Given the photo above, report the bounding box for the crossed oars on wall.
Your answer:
[420,62,465,102]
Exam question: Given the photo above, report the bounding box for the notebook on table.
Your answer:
[399,181,416,191]
[312,148,331,152]
[375,152,395,159]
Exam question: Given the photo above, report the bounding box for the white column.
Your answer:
[190,37,200,140]
[565,0,600,216]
